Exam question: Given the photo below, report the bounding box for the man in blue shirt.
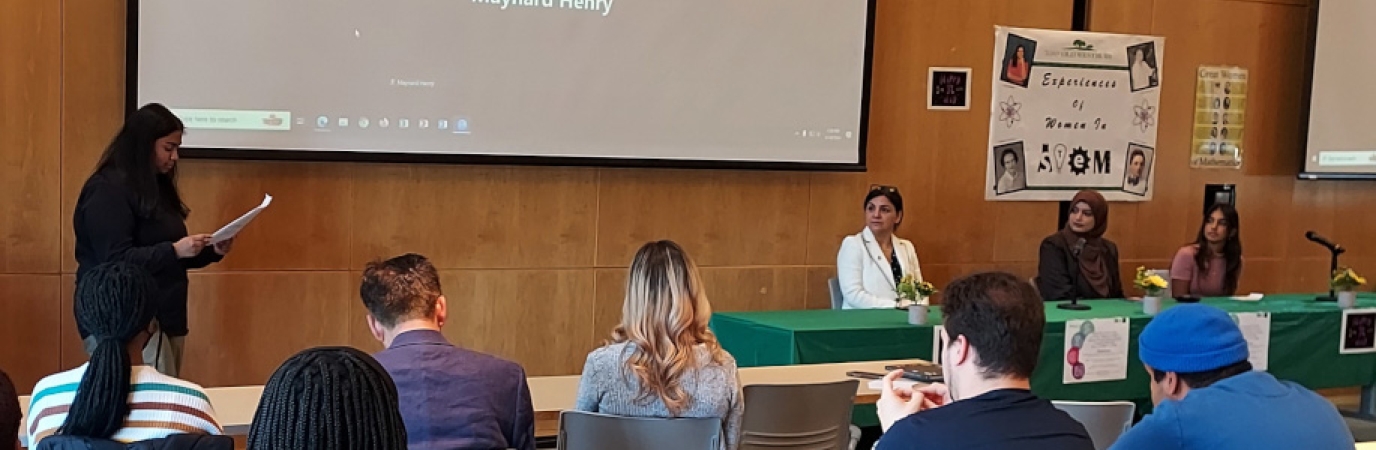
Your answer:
[362,253,535,450]
[874,272,1093,450]
[1110,303,1352,449]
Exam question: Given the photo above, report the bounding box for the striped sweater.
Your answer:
[26,363,222,444]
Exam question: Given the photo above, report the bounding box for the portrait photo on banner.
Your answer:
[1122,143,1154,196]
[1127,41,1159,92]
[1000,34,1038,88]
[993,142,1029,195]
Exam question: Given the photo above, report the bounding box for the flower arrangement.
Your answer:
[1134,266,1168,297]
[897,274,938,305]
[1332,267,1367,292]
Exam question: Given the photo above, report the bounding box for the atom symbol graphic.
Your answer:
[1133,99,1157,132]
[998,96,1023,128]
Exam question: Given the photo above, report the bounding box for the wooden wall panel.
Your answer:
[440,269,596,376]
[57,275,83,371]
[595,169,810,267]
[59,0,127,274]
[592,269,625,350]
[699,268,809,313]
[804,267,837,310]
[179,161,354,271]
[0,0,62,274]
[352,165,598,270]
[179,272,355,387]
[0,276,62,394]
[803,173,867,267]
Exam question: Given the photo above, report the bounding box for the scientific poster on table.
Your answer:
[1064,318,1130,384]
[987,27,1165,202]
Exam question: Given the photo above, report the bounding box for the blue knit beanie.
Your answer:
[1139,304,1249,373]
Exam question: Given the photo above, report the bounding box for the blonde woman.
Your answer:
[574,240,743,450]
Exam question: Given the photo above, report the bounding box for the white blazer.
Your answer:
[836,227,924,309]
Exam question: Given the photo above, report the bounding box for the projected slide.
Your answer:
[1304,0,1376,177]
[134,0,871,166]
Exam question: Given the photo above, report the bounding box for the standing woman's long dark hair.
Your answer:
[94,103,189,218]
[58,262,158,438]
[1193,203,1243,295]
[247,347,407,450]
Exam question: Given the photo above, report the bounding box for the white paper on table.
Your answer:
[867,378,918,390]
[1340,308,1376,354]
[1063,317,1130,384]
[931,325,946,365]
[1231,293,1265,302]
[211,194,272,244]
[1231,312,1271,371]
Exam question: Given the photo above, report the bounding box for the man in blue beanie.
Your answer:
[1110,304,1352,449]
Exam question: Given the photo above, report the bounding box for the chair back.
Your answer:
[740,381,858,450]
[1052,400,1136,450]
[557,410,721,450]
[828,278,844,309]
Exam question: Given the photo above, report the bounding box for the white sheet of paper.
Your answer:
[1230,293,1264,302]
[211,194,272,244]
[931,325,946,365]
[1232,312,1271,371]
[867,378,918,390]
[1340,308,1376,354]
[1063,318,1130,384]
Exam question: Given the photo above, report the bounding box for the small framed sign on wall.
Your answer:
[928,67,972,110]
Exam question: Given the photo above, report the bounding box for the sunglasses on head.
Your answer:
[870,185,899,194]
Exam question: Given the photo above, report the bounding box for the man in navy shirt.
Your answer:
[1110,304,1352,449]
[362,253,535,450]
[875,272,1093,450]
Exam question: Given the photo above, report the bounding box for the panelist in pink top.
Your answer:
[1170,204,1242,297]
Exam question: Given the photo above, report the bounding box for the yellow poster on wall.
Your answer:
[1191,66,1247,169]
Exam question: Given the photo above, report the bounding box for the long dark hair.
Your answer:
[1193,203,1243,295]
[247,347,407,450]
[58,262,158,438]
[92,103,189,218]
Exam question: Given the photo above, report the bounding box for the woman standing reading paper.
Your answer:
[73,103,234,376]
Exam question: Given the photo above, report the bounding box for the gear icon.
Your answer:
[1069,147,1091,175]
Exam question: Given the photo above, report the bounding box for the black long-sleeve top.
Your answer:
[73,171,222,337]
[1036,235,1124,301]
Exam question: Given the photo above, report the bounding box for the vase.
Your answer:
[1338,290,1358,309]
[908,304,930,325]
[1143,296,1163,316]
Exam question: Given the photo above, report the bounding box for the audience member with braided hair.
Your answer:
[1,368,19,450]
[574,240,743,450]
[246,346,407,450]
[25,262,222,445]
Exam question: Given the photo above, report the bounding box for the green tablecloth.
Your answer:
[711,294,1376,426]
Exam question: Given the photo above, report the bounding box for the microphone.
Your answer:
[1306,231,1346,302]
[1058,237,1091,311]
[1305,231,1343,253]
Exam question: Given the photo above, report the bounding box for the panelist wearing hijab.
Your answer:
[836,186,924,309]
[1037,190,1123,301]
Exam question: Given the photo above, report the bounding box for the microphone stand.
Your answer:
[1058,245,1091,311]
[1316,246,1346,302]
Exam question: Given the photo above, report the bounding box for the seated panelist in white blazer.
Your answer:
[836,185,924,309]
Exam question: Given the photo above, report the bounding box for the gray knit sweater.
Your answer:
[573,342,743,450]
